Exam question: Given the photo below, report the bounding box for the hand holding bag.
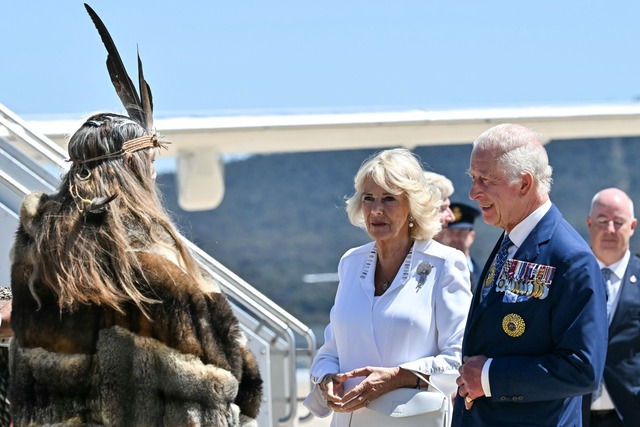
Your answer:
[348,371,452,427]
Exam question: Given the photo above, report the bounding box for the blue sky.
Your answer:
[3,1,640,119]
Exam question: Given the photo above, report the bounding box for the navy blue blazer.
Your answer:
[582,254,640,426]
[452,204,608,427]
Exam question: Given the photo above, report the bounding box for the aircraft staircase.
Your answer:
[0,103,318,427]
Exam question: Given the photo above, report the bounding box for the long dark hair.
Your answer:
[29,113,202,316]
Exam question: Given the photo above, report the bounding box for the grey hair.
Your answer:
[472,123,553,196]
[346,148,442,241]
[424,171,454,200]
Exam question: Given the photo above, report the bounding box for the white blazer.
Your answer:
[303,239,472,426]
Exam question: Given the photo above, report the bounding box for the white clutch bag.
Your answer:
[348,371,451,427]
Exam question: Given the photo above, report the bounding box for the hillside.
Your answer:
[158,136,640,341]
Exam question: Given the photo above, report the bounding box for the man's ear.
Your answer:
[519,172,534,196]
[124,152,133,169]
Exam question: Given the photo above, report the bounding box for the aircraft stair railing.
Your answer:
[0,103,64,286]
[189,242,317,425]
[0,103,68,174]
[0,103,318,426]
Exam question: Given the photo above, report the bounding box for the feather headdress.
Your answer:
[82,3,166,157]
[85,3,153,132]
[68,4,168,216]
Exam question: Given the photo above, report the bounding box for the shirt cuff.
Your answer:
[481,358,492,397]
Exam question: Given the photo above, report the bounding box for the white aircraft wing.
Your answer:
[28,103,640,211]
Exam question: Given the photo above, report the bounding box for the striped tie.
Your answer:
[601,267,613,319]
[482,235,512,301]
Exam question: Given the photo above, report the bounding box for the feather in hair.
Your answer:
[84,3,154,133]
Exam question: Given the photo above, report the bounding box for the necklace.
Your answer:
[375,258,395,294]
[364,243,414,295]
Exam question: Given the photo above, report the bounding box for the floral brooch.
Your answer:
[416,261,433,292]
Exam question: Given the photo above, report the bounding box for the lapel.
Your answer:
[508,204,559,265]
[609,254,640,334]
[358,240,421,300]
[357,242,377,303]
[514,204,559,262]
[470,236,502,312]
[477,234,510,309]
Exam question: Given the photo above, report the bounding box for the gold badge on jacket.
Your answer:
[502,313,525,337]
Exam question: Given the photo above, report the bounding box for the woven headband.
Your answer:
[68,135,169,164]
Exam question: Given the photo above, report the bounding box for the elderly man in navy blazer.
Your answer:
[452,124,608,427]
[582,188,640,427]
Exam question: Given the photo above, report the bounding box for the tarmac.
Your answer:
[299,411,331,427]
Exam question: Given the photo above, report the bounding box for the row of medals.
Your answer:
[488,259,555,300]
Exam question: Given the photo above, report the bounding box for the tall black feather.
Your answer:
[84,3,153,132]
[137,51,154,132]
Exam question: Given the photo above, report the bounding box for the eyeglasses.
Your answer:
[594,218,628,230]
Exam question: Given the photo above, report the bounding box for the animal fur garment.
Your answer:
[10,192,263,426]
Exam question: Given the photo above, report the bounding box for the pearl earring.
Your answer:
[408,215,414,228]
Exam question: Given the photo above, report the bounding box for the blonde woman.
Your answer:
[304,148,472,426]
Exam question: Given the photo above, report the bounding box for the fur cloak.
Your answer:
[9,192,263,426]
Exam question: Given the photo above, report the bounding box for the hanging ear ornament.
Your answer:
[408,215,415,228]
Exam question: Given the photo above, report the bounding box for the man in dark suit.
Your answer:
[582,187,640,427]
[452,123,608,427]
[441,202,482,292]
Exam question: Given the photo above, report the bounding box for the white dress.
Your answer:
[304,239,472,427]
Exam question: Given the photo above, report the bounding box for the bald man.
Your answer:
[582,188,640,427]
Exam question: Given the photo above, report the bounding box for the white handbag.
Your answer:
[348,371,452,427]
